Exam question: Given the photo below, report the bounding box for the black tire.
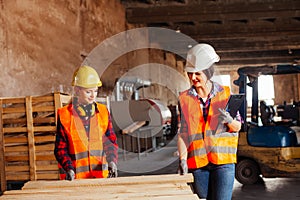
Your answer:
[235,159,260,185]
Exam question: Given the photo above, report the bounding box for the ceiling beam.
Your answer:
[126,1,300,24]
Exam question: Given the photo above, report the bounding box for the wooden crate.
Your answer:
[0,92,71,192]
[0,174,198,200]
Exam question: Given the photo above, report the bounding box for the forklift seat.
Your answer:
[260,100,275,126]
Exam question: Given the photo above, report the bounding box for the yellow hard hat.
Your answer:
[72,65,102,88]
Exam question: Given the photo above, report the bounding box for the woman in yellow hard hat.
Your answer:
[54,65,118,180]
[177,44,242,200]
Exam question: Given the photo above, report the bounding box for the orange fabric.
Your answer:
[179,86,238,169]
[57,103,109,179]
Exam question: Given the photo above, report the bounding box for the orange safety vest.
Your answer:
[57,103,109,179]
[179,86,239,169]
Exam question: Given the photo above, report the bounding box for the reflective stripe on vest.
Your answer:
[179,86,238,169]
[57,103,109,179]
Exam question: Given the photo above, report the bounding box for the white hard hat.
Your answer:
[184,43,220,73]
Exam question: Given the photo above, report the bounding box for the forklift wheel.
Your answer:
[235,159,260,185]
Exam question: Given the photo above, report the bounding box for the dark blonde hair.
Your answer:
[203,65,215,80]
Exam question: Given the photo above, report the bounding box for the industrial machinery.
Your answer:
[110,76,172,158]
[233,64,300,185]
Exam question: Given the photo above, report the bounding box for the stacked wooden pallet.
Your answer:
[0,174,197,200]
[0,92,71,192]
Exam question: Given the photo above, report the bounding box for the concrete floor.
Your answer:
[232,177,300,200]
[118,139,300,200]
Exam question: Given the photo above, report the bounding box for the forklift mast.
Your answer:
[233,64,300,131]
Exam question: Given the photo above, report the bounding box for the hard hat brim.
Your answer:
[184,55,220,73]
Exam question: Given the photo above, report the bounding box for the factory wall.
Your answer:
[0,0,128,97]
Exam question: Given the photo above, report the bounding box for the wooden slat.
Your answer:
[32,106,54,112]
[35,136,55,143]
[4,137,27,143]
[34,126,56,132]
[26,96,37,181]
[5,145,28,152]
[36,173,59,180]
[1,98,25,104]
[0,99,7,192]
[2,107,26,114]
[6,165,58,174]
[33,117,55,124]
[3,118,26,124]
[3,127,27,133]
[6,174,29,181]
[35,144,54,151]
[5,155,28,161]
[36,165,58,171]
[23,174,193,189]
[35,155,56,161]
[32,95,54,103]
[6,165,29,172]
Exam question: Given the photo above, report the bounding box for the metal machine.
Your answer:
[110,76,172,157]
[233,64,300,184]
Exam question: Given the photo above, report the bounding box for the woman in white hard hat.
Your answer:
[177,44,242,200]
[54,65,118,180]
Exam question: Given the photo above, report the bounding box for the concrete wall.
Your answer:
[0,0,127,97]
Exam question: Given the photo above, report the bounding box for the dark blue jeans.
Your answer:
[191,163,235,200]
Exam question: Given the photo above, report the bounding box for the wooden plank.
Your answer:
[2,107,25,114]
[4,145,28,152]
[6,174,29,181]
[35,154,56,161]
[5,183,191,194]
[54,92,62,124]
[32,95,54,103]
[35,144,54,151]
[6,165,29,172]
[122,121,146,134]
[0,193,198,200]
[1,174,197,200]
[35,135,55,143]
[0,99,7,192]
[1,98,25,104]
[4,137,27,144]
[5,155,28,161]
[33,117,55,124]
[26,96,37,181]
[32,106,54,112]
[22,174,193,190]
[3,127,27,133]
[58,93,72,105]
[34,126,56,132]
[2,118,26,125]
[36,173,59,180]
[4,183,192,194]
[36,164,58,171]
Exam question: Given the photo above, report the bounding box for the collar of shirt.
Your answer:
[187,81,224,100]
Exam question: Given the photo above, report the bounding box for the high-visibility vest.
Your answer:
[179,86,239,169]
[57,103,109,179]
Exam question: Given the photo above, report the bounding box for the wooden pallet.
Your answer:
[0,92,71,192]
[0,174,198,200]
